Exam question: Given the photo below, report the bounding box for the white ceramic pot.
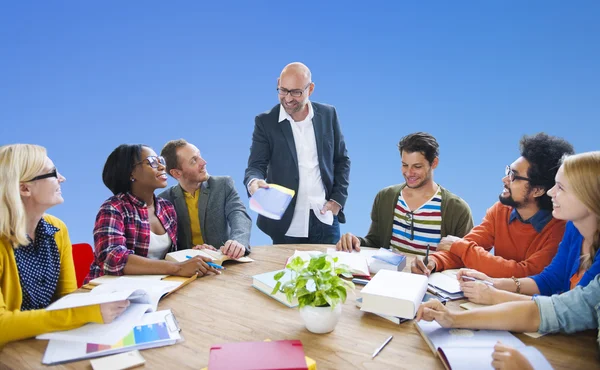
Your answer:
[298,304,342,334]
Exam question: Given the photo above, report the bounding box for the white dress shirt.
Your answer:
[279,103,329,237]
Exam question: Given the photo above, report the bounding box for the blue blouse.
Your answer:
[531,221,600,296]
[14,218,61,311]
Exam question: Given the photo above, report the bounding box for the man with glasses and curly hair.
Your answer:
[244,62,351,244]
[412,133,575,279]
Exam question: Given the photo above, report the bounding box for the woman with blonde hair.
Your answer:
[0,144,128,348]
[458,151,600,305]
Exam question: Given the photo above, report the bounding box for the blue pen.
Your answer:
[206,261,225,270]
[186,255,225,270]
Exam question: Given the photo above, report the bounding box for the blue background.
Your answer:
[1,1,598,248]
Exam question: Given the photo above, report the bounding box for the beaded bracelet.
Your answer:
[511,276,521,294]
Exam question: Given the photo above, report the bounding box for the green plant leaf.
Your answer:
[273,271,285,281]
[271,281,282,295]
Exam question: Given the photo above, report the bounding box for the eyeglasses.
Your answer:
[505,165,531,182]
[406,211,415,240]
[277,82,311,97]
[134,156,166,169]
[28,169,59,182]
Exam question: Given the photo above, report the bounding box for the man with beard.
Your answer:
[412,133,574,278]
[336,132,473,254]
[244,62,350,244]
[159,139,251,259]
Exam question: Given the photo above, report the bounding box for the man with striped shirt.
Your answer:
[336,132,473,255]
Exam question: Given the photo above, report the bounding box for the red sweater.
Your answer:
[431,202,565,278]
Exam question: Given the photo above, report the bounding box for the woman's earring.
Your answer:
[131,178,135,182]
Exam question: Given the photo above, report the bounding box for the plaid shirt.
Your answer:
[85,192,178,283]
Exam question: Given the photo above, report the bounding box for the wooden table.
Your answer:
[1,245,597,369]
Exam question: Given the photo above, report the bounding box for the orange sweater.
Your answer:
[431,202,565,278]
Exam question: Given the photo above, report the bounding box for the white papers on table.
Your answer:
[37,303,152,344]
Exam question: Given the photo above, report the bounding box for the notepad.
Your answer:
[415,320,552,369]
[359,270,428,319]
[42,310,181,365]
[165,248,254,265]
[428,273,461,294]
[208,340,308,370]
[249,184,295,220]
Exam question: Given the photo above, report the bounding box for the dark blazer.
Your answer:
[158,176,252,253]
[244,102,351,240]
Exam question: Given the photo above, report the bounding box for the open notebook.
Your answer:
[287,250,370,277]
[47,277,182,312]
[415,320,552,370]
[39,277,184,344]
[165,248,254,265]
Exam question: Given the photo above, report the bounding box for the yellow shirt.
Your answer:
[183,189,204,246]
[0,214,103,348]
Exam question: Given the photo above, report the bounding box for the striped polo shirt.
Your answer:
[390,186,443,255]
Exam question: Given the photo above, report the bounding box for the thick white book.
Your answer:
[359,270,428,319]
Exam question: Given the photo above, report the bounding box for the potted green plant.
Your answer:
[272,253,355,334]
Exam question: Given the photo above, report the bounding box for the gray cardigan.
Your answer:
[158,176,252,253]
[358,183,474,254]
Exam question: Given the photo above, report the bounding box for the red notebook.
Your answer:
[208,339,308,370]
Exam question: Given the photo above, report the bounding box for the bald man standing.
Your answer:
[244,62,351,244]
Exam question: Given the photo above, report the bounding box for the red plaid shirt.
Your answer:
[85,192,178,283]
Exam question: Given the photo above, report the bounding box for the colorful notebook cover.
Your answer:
[208,339,308,370]
[249,184,295,220]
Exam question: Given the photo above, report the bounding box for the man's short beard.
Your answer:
[499,188,532,209]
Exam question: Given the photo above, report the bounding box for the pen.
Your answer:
[461,276,493,286]
[206,261,225,270]
[423,244,430,267]
[372,335,393,359]
[186,255,225,270]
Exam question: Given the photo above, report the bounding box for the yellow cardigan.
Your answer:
[0,214,103,348]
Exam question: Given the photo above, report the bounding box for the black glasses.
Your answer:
[277,82,311,97]
[134,156,166,169]
[28,169,58,182]
[505,165,531,182]
[406,211,415,240]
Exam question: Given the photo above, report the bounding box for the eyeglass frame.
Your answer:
[277,82,312,97]
[28,169,59,182]
[134,155,166,169]
[505,165,531,182]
